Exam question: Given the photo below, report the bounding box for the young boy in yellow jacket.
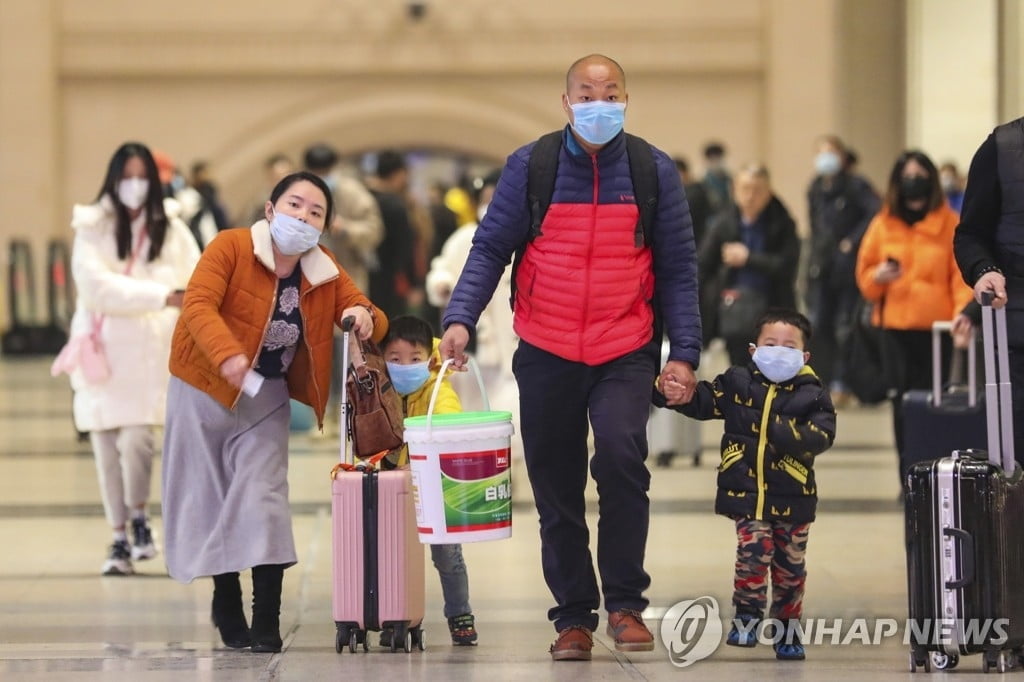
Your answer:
[381,315,477,646]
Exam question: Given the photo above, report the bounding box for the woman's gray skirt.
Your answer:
[161,376,297,583]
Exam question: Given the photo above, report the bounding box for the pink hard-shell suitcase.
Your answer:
[331,317,425,654]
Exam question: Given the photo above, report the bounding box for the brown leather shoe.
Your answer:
[549,625,593,661]
[606,609,655,652]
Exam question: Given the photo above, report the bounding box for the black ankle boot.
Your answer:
[250,564,284,653]
[211,572,251,649]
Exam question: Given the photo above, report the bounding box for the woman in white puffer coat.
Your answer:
[425,171,524,469]
[65,142,200,575]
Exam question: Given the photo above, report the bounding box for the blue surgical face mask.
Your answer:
[386,361,431,396]
[751,345,805,384]
[814,151,842,177]
[569,101,626,146]
[269,210,322,255]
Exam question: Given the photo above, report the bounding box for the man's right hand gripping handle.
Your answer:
[439,323,471,370]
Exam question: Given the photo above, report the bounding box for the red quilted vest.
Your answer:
[512,200,654,365]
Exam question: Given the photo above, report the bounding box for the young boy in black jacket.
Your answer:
[656,309,836,661]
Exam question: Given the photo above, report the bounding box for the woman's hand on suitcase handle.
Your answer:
[340,306,374,340]
[439,323,471,371]
[951,314,973,349]
[220,354,250,389]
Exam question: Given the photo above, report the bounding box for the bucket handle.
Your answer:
[426,357,489,438]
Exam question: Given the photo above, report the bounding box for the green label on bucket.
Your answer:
[440,449,512,532]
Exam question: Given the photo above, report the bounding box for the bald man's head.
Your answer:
[566,54,626,91]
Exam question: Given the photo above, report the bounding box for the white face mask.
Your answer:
[269,210,322,255]
[117,177,149,210]
[814,151,841,177]
[751,345,805,383]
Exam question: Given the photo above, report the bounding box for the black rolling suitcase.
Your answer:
[2,239,69,356]
[899,321,987,483]
[905,295,1024,673]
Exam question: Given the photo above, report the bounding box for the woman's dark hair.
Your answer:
[268,171,335,229]
[96,142,168,262]
[755,308,813,345]
[382,315,435,353]
[884,149,945,213]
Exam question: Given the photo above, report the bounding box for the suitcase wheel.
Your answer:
[403,629,414,653]
[981,649,1012,674]
[349,629,359,654]
[335,626,348,654]
[909,650,930,673]
[930,651,957,670]
[412,626,425,652]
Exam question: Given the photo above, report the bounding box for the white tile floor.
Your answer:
[0,355,973,680]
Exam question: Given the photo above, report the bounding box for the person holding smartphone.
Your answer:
[854,150,974,483]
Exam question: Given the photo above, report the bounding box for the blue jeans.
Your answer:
[431,543,471,618]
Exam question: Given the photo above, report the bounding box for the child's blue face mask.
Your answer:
[751,345,805,383]
[386,361,431,396]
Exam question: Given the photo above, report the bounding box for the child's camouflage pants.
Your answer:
[732,517,810,620]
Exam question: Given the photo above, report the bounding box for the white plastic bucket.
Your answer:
[405,358,514,544]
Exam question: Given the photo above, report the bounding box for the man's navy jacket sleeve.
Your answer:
[442,147,533,333]
[651,149,702,368]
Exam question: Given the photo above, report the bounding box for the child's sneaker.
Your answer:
[448,613,478,646]
[131,517,158,561]
[378,627,394,649]
[726,613,760,647]
[102,540,133,575]
[772,619,806,660]
[775,640,806,660]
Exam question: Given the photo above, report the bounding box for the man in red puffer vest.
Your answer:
[439,54,702,661]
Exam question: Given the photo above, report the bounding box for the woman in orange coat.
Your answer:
[161,171,387,653]
[855,150,973,484]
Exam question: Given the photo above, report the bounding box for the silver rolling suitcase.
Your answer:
[905,295,1024,673]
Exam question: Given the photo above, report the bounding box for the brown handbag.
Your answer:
[345,334,405,458]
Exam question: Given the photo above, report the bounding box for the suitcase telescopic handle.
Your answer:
[942,527,975,590]
[979,292,1016,474]
[339,315,356,465]
[930,320,977,408]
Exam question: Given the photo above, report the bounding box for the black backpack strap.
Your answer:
[624,133,659,248]
[526,131,564,240]
[510,131,564,308]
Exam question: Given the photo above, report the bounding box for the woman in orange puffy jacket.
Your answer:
[161,171,387,653]
[855,150,974,482]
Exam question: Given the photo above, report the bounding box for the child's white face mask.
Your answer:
[751,345,804,383]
